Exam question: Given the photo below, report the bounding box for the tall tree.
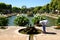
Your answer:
[33,6,42,14]
[12,7,20,13]
[21,6,27,13]
[0,3,12,14]
[49,0,60,13]
[46,4,50,13]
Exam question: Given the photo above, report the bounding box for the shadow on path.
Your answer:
[43,32,56,35]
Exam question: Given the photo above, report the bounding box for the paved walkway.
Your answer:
[34,26,60,40]
[0,26,60,40]
[0,26,29,40]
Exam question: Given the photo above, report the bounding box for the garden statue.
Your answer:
[39,20,48,33]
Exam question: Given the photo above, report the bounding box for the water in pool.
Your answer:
[8,16,16,26]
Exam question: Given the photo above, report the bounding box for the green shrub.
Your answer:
[0,17,8,26]
[57,17,60,26]
[14,15,29,26]
[32,15,46,24]
[54,17,60,29]
[32,16,40,24]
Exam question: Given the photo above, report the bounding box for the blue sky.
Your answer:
[0,0,51,8]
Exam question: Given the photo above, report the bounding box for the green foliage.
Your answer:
[39,6,46,13]
[33,6,42,13]
[12,7,21,13]
[14,15,29,26]
[49,0,60,13]
[0,0,60,14]
[38,0,60,13]
[0,3,12,14]
[46,4,50,13]
[54,16,60,29]
[32,15,46,24]
[0,3,6,9]
[57,17,60,26]
[28,7,34,11]
[32,16,40,24]
[6,4,12,10]
[21,6,27,13]
[0,16,8,26]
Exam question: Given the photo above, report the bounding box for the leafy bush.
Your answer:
[0,16,8,26]
[57,17,60,26]
[14,15,29,26]
[32,16,40,24]
[54,17,60,29]
[32,15,46,24]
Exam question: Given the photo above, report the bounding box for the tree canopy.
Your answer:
[0,0,60,14]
